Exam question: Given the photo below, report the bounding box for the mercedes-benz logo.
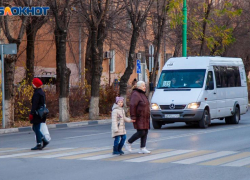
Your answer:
[169,103,175,109]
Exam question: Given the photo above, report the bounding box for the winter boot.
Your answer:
[112,145,120,155]
[118,144,124,155]
[42,139,49,149]
[31,143,43,150]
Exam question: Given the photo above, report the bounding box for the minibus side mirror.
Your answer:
[205,81,214,90]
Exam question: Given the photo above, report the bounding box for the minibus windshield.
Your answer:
[157,69,206,89]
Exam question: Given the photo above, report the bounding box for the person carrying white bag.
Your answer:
[29,78,50,150]
[40,123,51,142]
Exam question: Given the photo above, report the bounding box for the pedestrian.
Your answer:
[125,81,151,154]
[29,78,49,150]
[111,97,135,155]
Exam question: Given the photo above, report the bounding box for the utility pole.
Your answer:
[182,0,187,57]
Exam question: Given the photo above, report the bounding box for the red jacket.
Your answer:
[129,89,150,129]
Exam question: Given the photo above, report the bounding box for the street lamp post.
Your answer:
[182,0,187,57]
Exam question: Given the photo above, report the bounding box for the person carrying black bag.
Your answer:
[29,78,49,150]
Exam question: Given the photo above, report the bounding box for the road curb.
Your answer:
[0,119,111,135]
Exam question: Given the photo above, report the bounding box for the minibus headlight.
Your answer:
[151,103,160,110]
[187,102,201,109]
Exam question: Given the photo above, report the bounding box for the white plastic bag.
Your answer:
[40,123,51,142]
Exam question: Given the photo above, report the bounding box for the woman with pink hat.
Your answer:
[111,97,135,155]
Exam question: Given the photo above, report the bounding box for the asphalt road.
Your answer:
[1,109,250,180]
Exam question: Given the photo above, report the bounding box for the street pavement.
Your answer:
[1,110,250,180]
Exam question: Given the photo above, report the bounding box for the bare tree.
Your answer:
[119,0,153,103]
[14,0,48,84]
[50,0,72,122]
[149,0,171,101]
[0,1,28,127]
[79,0,110,120]
[200,0,213,56]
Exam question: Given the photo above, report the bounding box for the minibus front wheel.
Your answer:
[199,109,210,129]
[152,120,162,129]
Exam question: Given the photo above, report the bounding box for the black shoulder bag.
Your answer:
[36,95,49,119]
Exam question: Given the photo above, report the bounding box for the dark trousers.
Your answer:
[114,135,126,147]
[32,123,43,144]
[128,129,148,148]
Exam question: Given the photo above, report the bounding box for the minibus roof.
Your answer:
[163,56,243,70]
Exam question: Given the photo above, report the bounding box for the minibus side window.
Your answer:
[220,67,228,87]
[214,66,221,88]
[233,67,241,87]
[206,71,214,90]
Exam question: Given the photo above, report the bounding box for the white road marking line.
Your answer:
[78,149,140,160]
[0,148,27,153]
[79,154,115,160]
[0,148,72,158]
[38,147,111,158]
[223,157,250,167]
[125,150,194,163]
[173,151,237,164]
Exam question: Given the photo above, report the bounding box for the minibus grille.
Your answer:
[160,105,186,110]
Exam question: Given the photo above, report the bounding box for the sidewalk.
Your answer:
[0,119,112,135]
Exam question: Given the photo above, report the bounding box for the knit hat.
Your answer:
[32,78,43,88]
[116,97,124,104]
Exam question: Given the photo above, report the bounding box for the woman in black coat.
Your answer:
[29,78,49,150]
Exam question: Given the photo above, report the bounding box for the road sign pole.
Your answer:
[1,45,5,128]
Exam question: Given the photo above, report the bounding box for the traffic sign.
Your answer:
[0,43,17,54]
[136,59,141,73]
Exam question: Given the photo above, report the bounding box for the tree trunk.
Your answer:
[200,0,212,56]
[89,21,107,120]
[4,56,16,128]
[55,28,71,122]
[119,27,140,98]
[85,30,92,85]
[173,39,182,57]
[26,25,37,84]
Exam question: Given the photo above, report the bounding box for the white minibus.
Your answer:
[151,57,248,129]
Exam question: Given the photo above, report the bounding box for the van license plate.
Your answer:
[165,114,180,118]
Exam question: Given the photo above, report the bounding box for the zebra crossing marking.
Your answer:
[38,147,111,158]
[223,156,250,167]
[0,148,72,159]
[59,149,111,160]
[151,150,214,163]
[173,151,237,164]
[104,149,172,161]
[125,150,194,163]
[2,147,250,167]
[200,152,250,166]
[0,148,15,152]
[15,147,90,158]
[0,148,29,155]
